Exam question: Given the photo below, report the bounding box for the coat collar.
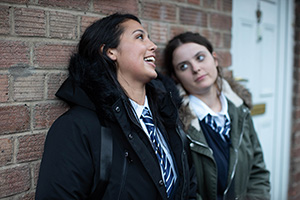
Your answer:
[56,72,179,125]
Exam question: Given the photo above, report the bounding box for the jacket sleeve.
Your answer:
[35,110,99,200]
[246,116,271,200]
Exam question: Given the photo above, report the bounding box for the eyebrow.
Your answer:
[132,29,151,38]
[193,51,205,59]
[132,29,145,34]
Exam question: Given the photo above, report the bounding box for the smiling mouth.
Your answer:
[144,56,156,63]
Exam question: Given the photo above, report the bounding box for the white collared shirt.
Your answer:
[129,96,177,185]
[189,92,231,136]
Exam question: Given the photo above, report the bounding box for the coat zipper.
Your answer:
[223,109,249,200]
[175,126,189,199]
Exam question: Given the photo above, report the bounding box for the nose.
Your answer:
[191,61,201,73]
[148,39,157,52]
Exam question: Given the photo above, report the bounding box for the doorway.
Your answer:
[231,0,293,199]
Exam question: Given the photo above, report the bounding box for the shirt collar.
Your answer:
[129,95,150,118]
[189,92,229,121]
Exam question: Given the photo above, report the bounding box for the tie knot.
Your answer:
[141,107,151,118]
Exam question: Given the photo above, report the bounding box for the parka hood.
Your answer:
[56,78,96,111]
[55,71,181,124]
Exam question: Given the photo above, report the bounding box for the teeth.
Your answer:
[144,56,155,62]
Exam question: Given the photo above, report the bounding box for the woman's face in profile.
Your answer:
[172,42,218,96]
[108,19,158,86]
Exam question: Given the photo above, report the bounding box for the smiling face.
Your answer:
[172,42,219,96]
[107,19,157,88]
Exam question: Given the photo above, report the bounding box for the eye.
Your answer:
[179,63,189,71]
[197,55,205,61]
[137,34,144,40]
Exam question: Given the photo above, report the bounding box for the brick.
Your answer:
[186,26,201,34]
[142,2,176,23]
[291,146,300,158]
[0,137,13,166]
[201,30,222,48]
[47,73,67,99]
[295,29,300,41]
[0,165,30,198]
[141,21,149,33]
[294,108,300,119]
[0,0,28,3]
[216,51,231,67]
[0,41,30,69]
[179,7,208,27]
[296,4,300,28]
[290,157,300,172]
[12,73,45,101]
[295,42,300,55]
[296,57,300,69]
[33,161,40,186]
[200,30,220,47]
[17,133,46,162]
[203,0,217,9]
[0,74,9,102]
[223,0,232,12]
[223,33,231,48]
[0,6,9,35]
[0,105,30,135]
[15,8,46,37]
[21,191,35,200]
[210,13,232,31]
[34,43,76,68]
[49,11,77,39]
[188,0,200,5]
[289,182,300,199]
[39,0,90,11]
[154,47,164,71]
[294,95,300,107]
[33,101,69,130]
[81,16,99,36]
[150,22,168,44]
[170,26,185,40]
[93,0,138,15]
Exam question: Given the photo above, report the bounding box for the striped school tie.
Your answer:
[205,114,231,142]
[141,107,175,197]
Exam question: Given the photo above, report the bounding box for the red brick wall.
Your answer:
[0,0,232,198]
[290,0,300,199]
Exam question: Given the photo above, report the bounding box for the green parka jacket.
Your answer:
[178,79,270,200]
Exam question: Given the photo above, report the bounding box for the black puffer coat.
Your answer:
[35,73,197,200]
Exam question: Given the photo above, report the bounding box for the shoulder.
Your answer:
[227,99,250,115]
[48,105,101,140]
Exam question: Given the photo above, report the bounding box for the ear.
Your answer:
[212,52,219,66]
[101,45,117,61]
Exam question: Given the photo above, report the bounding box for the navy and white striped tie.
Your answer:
[205,114,231,142]
[141,107,175,197]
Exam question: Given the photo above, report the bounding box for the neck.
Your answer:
[118,76,146,105]
[194,86,221,113]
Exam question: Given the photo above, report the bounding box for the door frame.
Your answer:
[272,0,294,199]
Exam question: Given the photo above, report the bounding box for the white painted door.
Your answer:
[231,0,293,199]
